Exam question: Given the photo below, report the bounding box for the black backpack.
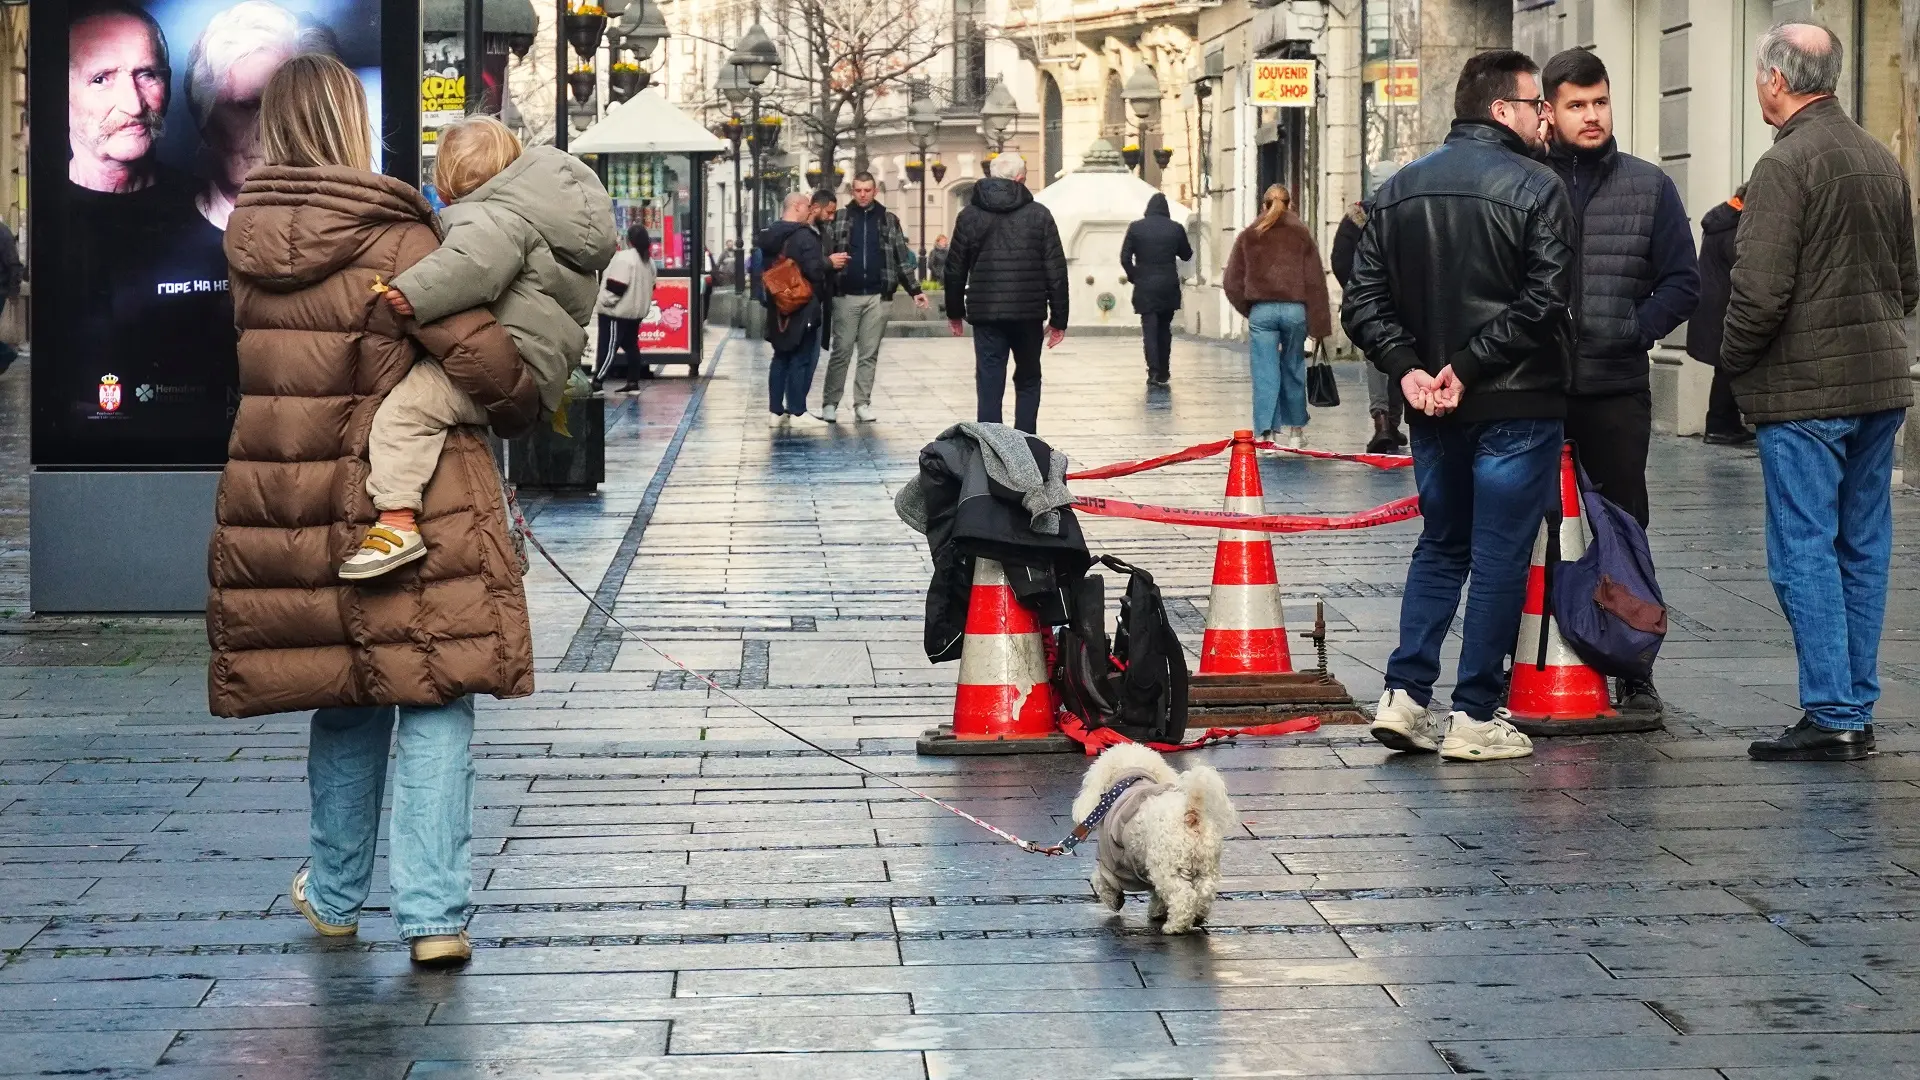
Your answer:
[1052,555,1189,743]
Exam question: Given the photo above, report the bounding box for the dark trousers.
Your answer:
[595,313,644,384]
[1706,366,1745,434]
[1141,311,1173,380]
[1564,389,1653,527]
[768,324,821,416]
[974,320,1044,433]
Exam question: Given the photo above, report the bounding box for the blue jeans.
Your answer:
[306,697,476,939]
[768,324,821,416]
[1755,409,1901,731]
[1247,301,1308,433]
[974,320,1045,433]
[1387,418,1563,721]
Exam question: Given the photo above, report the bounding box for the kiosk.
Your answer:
[569,90,724,374]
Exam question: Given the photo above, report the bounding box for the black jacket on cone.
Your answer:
[1120,193,1192,314]
[755,219,831,353]
[1342,120,1578,425]
[945,177,1069,328]
[1686,197,1740,369]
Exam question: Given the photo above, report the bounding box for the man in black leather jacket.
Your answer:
[1342,49,1576,763]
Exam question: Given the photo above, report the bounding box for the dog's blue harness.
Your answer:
[1047,774,1150,856]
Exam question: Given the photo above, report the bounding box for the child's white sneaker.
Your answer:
[339,525,426,581]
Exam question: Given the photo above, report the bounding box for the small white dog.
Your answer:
[1070,743,1237,933]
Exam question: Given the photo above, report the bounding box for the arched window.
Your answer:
[1042,75,1063,184]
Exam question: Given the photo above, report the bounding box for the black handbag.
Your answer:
[1306,341,1340,408]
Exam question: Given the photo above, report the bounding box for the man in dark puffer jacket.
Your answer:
[945,153,1069,433]
[1541,48,1699,718]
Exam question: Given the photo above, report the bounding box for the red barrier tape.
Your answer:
[1073,493,1422,533]
[1066,438,1232,480]
[1059,714,1323,756]
[1254,442,1413,470]
[1065,438,1412,480]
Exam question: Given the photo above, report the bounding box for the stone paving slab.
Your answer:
[3,335,1920,1075]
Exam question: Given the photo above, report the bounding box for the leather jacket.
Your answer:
[1342,120,1577,424]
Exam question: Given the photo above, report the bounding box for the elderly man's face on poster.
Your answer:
[68,11,170,192]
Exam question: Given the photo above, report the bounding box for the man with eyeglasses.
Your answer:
[1341,50,1576,763]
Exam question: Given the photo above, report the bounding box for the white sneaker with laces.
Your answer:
[768,412,786,430]
[1369,689,1441,753]
[1439,709,1535,761]
[854,404,876,422]
[820,404,838,423]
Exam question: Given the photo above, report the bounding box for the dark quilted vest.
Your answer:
[1564,149,1665,394]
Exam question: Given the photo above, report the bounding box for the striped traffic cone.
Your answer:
[1505,443,1657,736]
[918,557,1075,755]
[1200,430,1293,675]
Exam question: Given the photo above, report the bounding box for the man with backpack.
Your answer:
[755,192,833,430]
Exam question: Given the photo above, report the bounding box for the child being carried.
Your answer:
[343,116,616,580]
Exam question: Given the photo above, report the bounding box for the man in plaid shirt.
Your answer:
[821,173,929,422]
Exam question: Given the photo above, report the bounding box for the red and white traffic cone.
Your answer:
[919,557,1074,754]
[1199,430,1293,676]
[1505,442,1654,736]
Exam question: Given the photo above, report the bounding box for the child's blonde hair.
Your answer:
[435,116,523,201]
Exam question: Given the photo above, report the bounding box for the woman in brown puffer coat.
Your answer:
[208,55,538,967]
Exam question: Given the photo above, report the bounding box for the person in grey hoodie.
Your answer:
[349,115,615,579]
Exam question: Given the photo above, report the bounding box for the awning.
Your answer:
[570,89,727,155]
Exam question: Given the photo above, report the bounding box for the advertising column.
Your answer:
[30,0,417,612]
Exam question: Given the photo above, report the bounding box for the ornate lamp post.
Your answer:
[606,0,667,105]
[979,81,1017,157]
[715,99,748,296]
[907,96,941,283]
[1123,64,1163,182]
[729,23,781,258]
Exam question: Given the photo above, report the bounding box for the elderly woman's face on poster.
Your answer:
[201,45,293,193]
[68,11,169,191]
[189,1,318,229]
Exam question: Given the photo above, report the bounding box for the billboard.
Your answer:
[33,0,416,466]
[637,277,694,354]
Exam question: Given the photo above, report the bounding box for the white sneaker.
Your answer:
[854,404,876,422]
[768,412,786,429]
[1439,709,1535,761]
[1369,689,1441,753]
[1286,427,1306,450]
[338,525,427,581]
[820,404,838,423]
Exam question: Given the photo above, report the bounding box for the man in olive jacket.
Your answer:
[1723,23,1919,762]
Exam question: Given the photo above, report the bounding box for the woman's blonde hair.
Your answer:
[259,53,374,171]
[435,116,523,202]
[1253,183,1292,233]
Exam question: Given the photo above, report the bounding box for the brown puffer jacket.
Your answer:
[1222,211,1334,339]
[207,166,539,719]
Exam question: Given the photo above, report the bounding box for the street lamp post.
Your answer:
[727,23,780,299]
[907,97,941,283]
[1192,73,1217,195]
[1123,64,1163,183]
[716,111,747,297]
[979,80,1017,157]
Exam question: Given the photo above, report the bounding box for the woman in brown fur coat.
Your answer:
[210,55,538,967]
[1223,184,1333,449]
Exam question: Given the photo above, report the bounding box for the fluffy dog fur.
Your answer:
[1070,743,1237,933]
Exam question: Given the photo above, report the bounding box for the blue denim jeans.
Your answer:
[306,697,476,939]
[1387,418,1563,720]
[768,324,821,416]
[1755,409,1902,731]
[973,320,1045,433]
[1247,301,1309,433]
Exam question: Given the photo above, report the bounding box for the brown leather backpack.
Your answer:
[763,235,813,319]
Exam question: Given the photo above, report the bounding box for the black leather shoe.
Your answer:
[1703,429,1756,445]
[1748,716,1874,761]
[1617,678,1662,713]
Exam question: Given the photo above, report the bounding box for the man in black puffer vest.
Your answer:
[1542,49,1698,714]
[946,153,1069,433]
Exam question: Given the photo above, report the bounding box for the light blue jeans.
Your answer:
[1755,409,1902,731]
[1247,301,1309,433]
[306,697,476,939]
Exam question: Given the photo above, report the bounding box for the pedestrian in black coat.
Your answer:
[1687,188,1751,443]
[945,155,1069,433]
[1120,193,1192,386]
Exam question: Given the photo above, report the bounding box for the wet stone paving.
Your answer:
[3,328,1920,1078]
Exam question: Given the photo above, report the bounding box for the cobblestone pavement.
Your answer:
[3,330,1920,1079]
